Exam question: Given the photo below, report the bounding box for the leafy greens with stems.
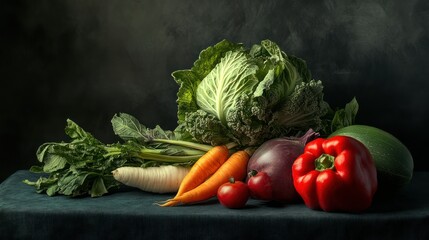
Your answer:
[24,113,215,197]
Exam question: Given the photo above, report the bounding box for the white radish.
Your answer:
[112,165,191,194]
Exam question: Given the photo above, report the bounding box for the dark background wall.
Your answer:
[1,0,428,182]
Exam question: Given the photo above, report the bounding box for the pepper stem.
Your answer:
[315,154,335,171]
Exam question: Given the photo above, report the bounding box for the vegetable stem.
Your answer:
[135,151,203,163]
[315,154,335,171]
[102,146,122,158]
[153,139,238,151]
[152,139,214,151]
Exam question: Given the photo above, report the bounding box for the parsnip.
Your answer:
[112,165,191,194]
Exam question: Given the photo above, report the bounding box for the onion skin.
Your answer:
[246,129,318,202]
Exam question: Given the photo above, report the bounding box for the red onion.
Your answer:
[246,129,319,202]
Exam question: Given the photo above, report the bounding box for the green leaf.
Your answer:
[196,50,259,124]
[181,110,233,145]
[57,171,89,196]
[191,39,244,78]
[28,165,44,173]
[260,39,285,61]
[173,70,202,123]
[35,142,52,163]
[111,113,177,143]
[23,175,59,194]
[65,119,99,144]
[151,125,176,140]
[331,97,359,131]
[111,113,148,142]
[174,39,243,123]
[46,184,59,196]
[42,153,68,173]
[90,177,108,197]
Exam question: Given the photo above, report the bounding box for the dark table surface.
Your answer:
[1,170,428,240]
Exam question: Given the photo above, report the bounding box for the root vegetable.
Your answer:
[159,149,250,207]
[112,165,191,194]
[175,145,230,197]
[246,129,318,202]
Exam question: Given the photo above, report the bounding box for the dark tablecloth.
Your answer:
[1,170,428,240]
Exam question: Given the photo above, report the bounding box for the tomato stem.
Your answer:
[248,169,258,178]
[229,177,236,183]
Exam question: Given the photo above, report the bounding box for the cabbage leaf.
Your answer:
[196,51,259,124]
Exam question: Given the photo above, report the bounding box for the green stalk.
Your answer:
[103,149,121,157]
[152,139,238,151]
[145,147,206,156]
[151,138,214,151]
[134,151,203,163]
[103,144,206,161]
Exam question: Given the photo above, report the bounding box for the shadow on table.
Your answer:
[248,174,429,214]
[367,180,428,213]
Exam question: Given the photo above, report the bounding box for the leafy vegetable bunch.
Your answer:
[24,114,214,197]
[24,39,357,197]
[174,39,356,147]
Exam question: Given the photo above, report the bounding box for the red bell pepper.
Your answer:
[292,136,377,212]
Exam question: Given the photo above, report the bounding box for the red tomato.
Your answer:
[247,170,273,200]
[217,178,249,209]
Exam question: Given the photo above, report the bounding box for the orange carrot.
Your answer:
[158,150,250,207]
[174,145,229,197]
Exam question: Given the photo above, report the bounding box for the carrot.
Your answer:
[158,150,250,207]
[112,165,191,194]
[174,145,230,197]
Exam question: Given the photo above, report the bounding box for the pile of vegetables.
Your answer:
[24,39,413,213]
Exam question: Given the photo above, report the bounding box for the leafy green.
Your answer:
[174,40,244,123]
[196,51,259,124]
[330,97,359,132]
[174,39,356,146]
[24,113,212,197]
[111,113,176,143]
